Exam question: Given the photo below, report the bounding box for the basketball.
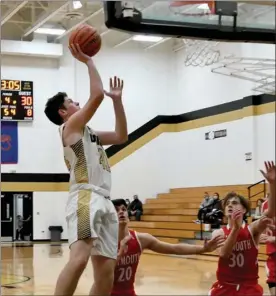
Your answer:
[69,24,102,57]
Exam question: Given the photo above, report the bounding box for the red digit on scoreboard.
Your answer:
[21,96,33,106]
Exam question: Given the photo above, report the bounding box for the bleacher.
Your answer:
[129,183,268,260]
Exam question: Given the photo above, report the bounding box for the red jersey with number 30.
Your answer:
[261,200,276,255]
[216,224,259,284]
[111,230,142,296]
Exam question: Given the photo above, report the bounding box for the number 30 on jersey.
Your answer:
[229,253,244,268]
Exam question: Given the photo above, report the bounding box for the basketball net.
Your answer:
[177,39,221,67]
[170,1,220,66]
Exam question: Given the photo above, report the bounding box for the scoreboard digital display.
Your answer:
[1,79,33,121]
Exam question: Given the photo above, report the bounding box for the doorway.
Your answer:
[1,192,14,241]
[13,192,33,241]
[1,192,33,241]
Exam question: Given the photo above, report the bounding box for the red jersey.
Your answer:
[216,223,259,285]
[111,230,142,296]
[261,200,276,255]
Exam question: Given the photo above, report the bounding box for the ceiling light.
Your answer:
[132,35,163,42]
[34,28,66,35]
[73,1,82,9]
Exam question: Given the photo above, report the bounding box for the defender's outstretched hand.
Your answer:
[104,76,124,101]
[260,161,276,184]
[203,235,225,253]
[69,43,91,64]
[260,232,275,243]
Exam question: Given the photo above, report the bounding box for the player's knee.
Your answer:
[94,266,114,291]
[69,252,90,272]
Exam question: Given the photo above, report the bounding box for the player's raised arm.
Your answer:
[65,44,104,133]
[249,161,276,237]
[260,161,276,218]
[96,76,128,145]
[138,233,224,255]
[215,209,242,258]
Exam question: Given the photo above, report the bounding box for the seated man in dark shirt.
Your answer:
[205,192,223,227]
[128,195,143,221]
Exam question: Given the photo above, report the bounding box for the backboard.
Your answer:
[104,1,275,43]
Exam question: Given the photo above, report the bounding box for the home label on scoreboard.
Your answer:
[1,80,34,121]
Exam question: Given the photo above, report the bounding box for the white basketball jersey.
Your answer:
[59,125,111,197]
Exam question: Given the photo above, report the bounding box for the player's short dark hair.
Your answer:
[112,199,128,208]
[223,191,251,214]
[44,92,67,125]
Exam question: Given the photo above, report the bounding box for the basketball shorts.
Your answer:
[265,253,276,284]
[209,281,263,296]
[66,189,119,260]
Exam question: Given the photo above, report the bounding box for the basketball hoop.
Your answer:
[170,1,215,16]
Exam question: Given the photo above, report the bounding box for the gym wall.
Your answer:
[33,192,68,240]
[30,101,275,241]
[110,97,275,199]
[173,42,274,113]
[1,38,175,174]
[1,39,275,240]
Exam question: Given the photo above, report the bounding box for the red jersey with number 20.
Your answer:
[217,223,259,284]
[261,200,276,255]
[111,230,142,296]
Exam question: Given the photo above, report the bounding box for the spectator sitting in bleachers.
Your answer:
[253,198,264,221]
[205,193,224,228]
[125,198,130,207]
[194,192,213,224]
[128,195,143,221]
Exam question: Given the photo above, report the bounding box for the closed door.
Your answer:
[1,193,14,240]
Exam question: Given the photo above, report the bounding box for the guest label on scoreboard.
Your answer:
[1,80,34,121]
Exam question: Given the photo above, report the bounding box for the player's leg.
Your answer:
[54,238,94,295]
[54,189,98,296]
[266,254,276,296]
[89,197,119,295]
[90,255,116,295]
[135,210,142,221]
[268,283,275,296]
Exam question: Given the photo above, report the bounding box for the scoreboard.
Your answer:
[1,79,33,121]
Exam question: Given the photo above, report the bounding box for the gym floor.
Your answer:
[1,242,269,295]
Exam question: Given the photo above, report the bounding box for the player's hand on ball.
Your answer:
[69,43,91,64]
[104,76,124,101]
[203,235,225,253]
[260,161,276,184]
[232,209,243,230]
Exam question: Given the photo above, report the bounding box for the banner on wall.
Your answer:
[205,129,227,140]
[1,121,18,164]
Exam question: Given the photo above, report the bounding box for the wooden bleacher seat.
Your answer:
[141,215,195,222]
[143,208,198,215]
[129,221,201,231]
